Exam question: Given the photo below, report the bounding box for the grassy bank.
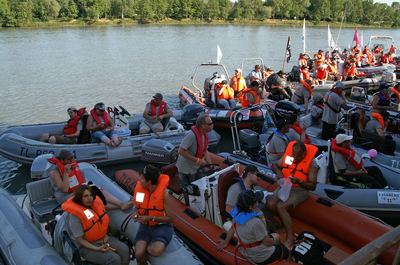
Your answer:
[8,18,398,29]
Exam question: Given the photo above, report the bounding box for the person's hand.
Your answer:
[98,243,112,252]
[120,200,134,211]
[215,240,228,251]
[290,176,301,185]
[158,114,164,121]
[135,215,149,224]
[198,158,208,166]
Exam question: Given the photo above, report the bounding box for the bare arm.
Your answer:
[216,226,235,251]
[49,167,71,193]
[86,115,102,132]
[272,157,284,180]
[178,147,208,166]
[136,192,172,224]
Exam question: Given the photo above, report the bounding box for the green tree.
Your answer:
[9,0,33,25]
[330,0,345,22]
[33,0,60,20]
[58,0,78,19]
[309,0,330,21]
[134,0,153,22]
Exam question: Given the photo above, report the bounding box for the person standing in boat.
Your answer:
[230,68,247,99]
[291,79,313,112]
[268,141,319,249]
[132,165,173,265]
[40,107,86,144]
[177,114,213,188]
[86,102,121,147]
[217,190,289,264]
[321,81,347,140]
[62,185,130,265]
[139,93,173,134]
[331,134,388,188]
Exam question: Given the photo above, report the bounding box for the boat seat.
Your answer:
[26,178,59,223]
[161,163,183,194]
[217,169,240,223]
[62,231,99,265]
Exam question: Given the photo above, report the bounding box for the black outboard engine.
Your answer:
[274,100,300,124]
[180,104,206,129]
[239,129,261,159]
[287,65,300,82]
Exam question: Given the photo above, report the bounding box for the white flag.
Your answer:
[328,25,335,50]
[302,18,306,53]
[361,31,364,47]
[217,45,222,64]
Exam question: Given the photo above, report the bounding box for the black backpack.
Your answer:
[291,231,330,265]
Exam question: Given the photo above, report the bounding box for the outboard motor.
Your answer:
[274,100,300,124]
[180,103,206,129]
[141,139,178,164]
[288,65,300,82]
[239,129,261,156]
[31,153,54,180]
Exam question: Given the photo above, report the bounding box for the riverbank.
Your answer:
[4,18,398,29]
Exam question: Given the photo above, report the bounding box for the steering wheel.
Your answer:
[196,163,221,178]
[119,105,131,116]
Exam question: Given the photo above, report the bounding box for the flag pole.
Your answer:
[282,36,291,72]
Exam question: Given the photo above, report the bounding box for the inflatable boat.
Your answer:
[0,188,68,265]
[0,114,220,166]
[115,153,397,265]
[26,154,202,265]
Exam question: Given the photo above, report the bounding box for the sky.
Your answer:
[374,0,396,4]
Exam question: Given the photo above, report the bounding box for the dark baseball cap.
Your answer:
[153,93,163,99]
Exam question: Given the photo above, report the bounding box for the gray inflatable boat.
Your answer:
[0,188,68,265]
[27,154,203,265]
[0,115,220,166]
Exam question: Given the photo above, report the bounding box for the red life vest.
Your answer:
[90,108,111,127]
[48,157,85,193]
[191,126,209,158]
[281,141,318,186]
[290,123,311,144]
[380,54,389,64]
[133,174,169,226]
[300,80,312,96]
[150,100,167,116]
[316,68,328,80]
[370,112,385,129]
[300,68,310,80]
[331,139,363,170]
[344,63,357,77]
[63,108,86,135]
[392,87,400,102]
[241,89,260,108]
[231,76,246,94]
[62,196,109,242]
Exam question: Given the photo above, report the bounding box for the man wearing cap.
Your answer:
[230,68,247,98]
[87,102,121,147]
[40,107,86,144]
[331,134,387,188]
[140,93,173,134]
[321,81,347,140]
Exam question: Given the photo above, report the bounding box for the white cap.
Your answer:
[235,68,242,73]
[335,134,353,144]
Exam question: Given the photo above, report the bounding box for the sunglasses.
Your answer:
[205,122,213,126]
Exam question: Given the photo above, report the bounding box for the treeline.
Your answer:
[0,0,399,27]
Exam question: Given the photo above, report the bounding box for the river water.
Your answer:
[0,24,399,196]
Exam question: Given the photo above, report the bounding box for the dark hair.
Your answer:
[57,149,73,160]
[237,190,257,213]
[243,165,258,179]
[276,118,288,130]
[72,185,93,206]
[142,164,160,185]
[293,140,306,154]
[250,80,260,88]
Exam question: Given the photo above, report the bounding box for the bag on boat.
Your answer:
[277,178,292,202]
[291,231,327,265]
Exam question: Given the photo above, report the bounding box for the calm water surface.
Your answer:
[0,25,399,201]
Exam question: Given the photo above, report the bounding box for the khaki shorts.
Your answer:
[274,186,309,208]
[50,135,77,144]
[139,121,164,133]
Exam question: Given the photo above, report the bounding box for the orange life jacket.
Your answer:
[290,123,311,144]
[344,63,357,78]
[281,141,318,186]
[331,139,363,170]
[391,87,400,102]
[370,112,385,129]
[191,126,208,158]
[230,76,246,94]
[389,45,396,54]
[380,53,389,64]
[316,68,328,80]
[133,174,169,226]
[90,108,111,127]
[314,54,324,67]
[48,157,85,193]
[215,84,234,101]
[62,196,109,242]
[150,99,167,116]
[300,80,312,96]
[63,108,86,135]
[300,68,310,80]
[241,89,260,108]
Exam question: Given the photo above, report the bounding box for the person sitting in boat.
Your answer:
[139,93,173,134]
[62,185,130,265]
[291,79,313,112]
[327,58,339,81]
[265,119,291,166]
[225,165,261,215]
[249,64,263,83]
[314,50,325,68]
[321,81,347,140]
[263,66,274,80]
[132,165,173,265]
[215,80,236,109]
[299,64,311,82]
[343,58,358,81]
[361,110,396,156]
[371,83,396,111]
[241,81,261,108]
[380,52,391,64]
[217,190,289,264]
[86,102,121,147]
[331,134,387,188]
[40,106,86,144]
[48,149,134,209]
[362,46,375,66]
[176,114,212,189]
[298,53,308,68]
[266,71,291,101]
[310,93,324,124]
[268,140,319,249]
[230,68,247,99]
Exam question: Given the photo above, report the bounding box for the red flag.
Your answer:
[353,28,360,48]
